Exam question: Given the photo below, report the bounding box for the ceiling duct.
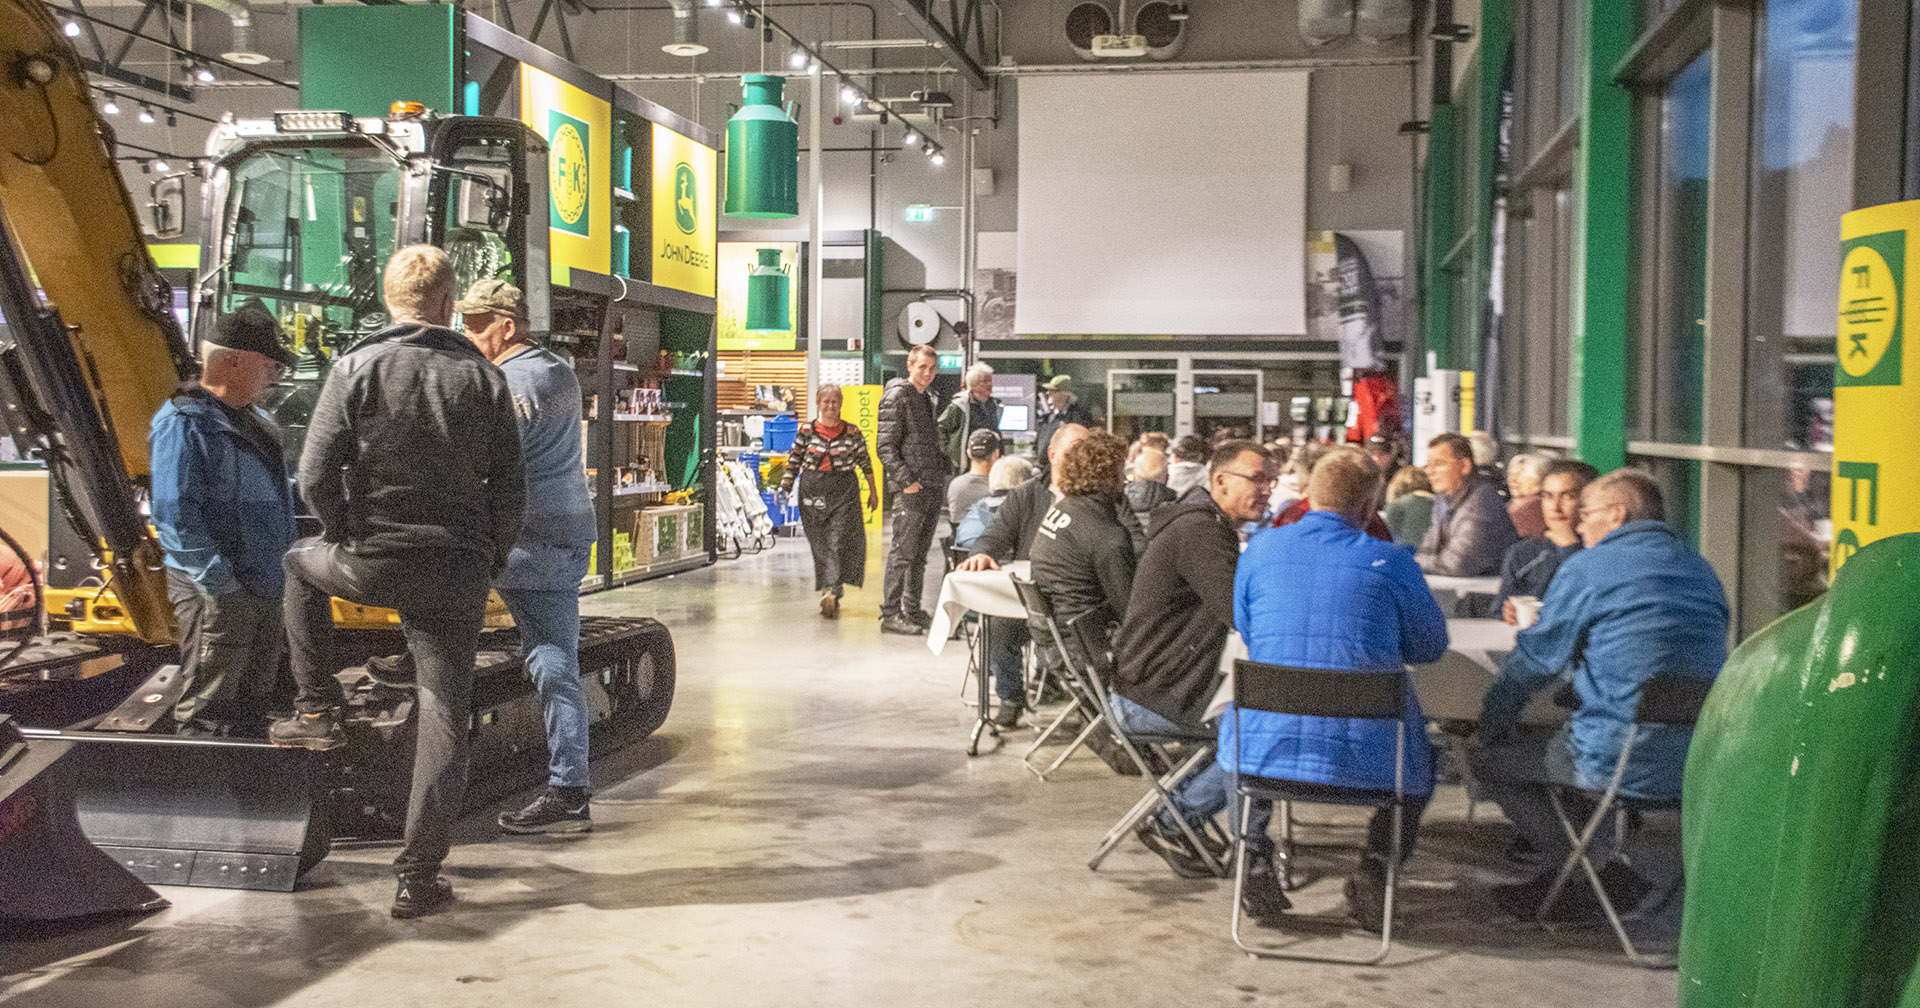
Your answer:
[1133,1,1188,60]
[192,0,269,65]
[662,0,708,57]
[1064,2,1114,62]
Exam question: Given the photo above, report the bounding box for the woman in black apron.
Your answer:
[779,383,879,618]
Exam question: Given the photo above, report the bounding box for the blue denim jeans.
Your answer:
[1109,694,1241,831]
[499,586,590,790]
[986,615,1028,707]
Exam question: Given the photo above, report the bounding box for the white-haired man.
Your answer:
[268,245,525,920]
[939,361,1002,474]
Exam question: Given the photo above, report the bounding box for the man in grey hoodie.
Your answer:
[268,246,524,919]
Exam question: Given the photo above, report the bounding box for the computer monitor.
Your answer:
[998,403,1031,432]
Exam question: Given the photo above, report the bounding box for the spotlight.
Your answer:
[63,19,80,36]
[788,48,806,68]
[194,64,215,83]
[727,7,742,24]
[706,0,721,6]
[841,85,858,105]
[807,60,819,75]
[151,159,169,173]
[902,131,918,149]
[930,151,945,166]
[102,96,120,115]
[138,105,155,124]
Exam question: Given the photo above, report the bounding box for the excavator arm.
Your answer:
[0,0,195,644]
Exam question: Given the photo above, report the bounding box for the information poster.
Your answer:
[1832,199,1920,575]
[520,66,610,277]
[845,384,885,527]
[651,122,718,297]
[716,242,799,350]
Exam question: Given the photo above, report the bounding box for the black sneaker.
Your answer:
[1241,854,1293,921]
[879,614,923,635]
[391,875,454,919]
[497,787,592,834]
[1086,729,1142,777]
[268,710,345,751]
[1133,816,1213,879]
[906,608,934,628]
[1345,860,1391,933]
[991,704,1023,730]
[364,653,416,688]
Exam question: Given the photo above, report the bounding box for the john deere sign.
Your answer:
[549,110,591,236]
[651,122,716,297]
[519,65,610,275]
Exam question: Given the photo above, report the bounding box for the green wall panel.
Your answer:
[299,5,460,118]
[1570,1,1632,471]
[1422,106,1459,371]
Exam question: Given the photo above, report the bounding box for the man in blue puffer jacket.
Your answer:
[1472,468,1727,917]
[1225,448,1449,930]
[149,299,298,736]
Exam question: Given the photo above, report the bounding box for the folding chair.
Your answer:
[1060,609,1229,879]
[1009,577,1110,780]
[1229,659,1410,964]
[1536,674,1712,968]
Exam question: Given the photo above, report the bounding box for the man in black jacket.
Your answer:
[877,345,949,634]
[267,245,524,919]
[1109,441,1290,917]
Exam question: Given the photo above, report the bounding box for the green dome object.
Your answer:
[725,75,799,219]
[745,248,791,331]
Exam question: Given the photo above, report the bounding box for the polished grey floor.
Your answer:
[3,534,1680,1006]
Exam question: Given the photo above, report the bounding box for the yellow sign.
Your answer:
[651,122,717,297]
[717,242,797,350]
[1832,200,1920,576]
[520,66,610,275]
[845,384,885,527]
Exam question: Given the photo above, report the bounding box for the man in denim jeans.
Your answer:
[458,279,598,834]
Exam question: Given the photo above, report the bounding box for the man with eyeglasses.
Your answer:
[1107,442,1285,901]
[149,297,299,737]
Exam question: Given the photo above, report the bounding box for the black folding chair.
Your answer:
[1229,659,1410,964]
[1536,674,1713,967]
[1062,609,1228,878]
[1009,577,1110,780]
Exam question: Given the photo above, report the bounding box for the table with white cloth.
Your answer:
[1205,618,1565,726]
[1424,573,1504,618]
[928,561,1031,755]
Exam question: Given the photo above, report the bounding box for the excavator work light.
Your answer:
[272,110,356,134]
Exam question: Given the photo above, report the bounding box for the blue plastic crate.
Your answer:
[762,414,799,453]
[737,452,763,487]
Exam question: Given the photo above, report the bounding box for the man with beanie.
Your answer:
[149,298,299,737]
[268,246,524,919]
[456,279,598,835]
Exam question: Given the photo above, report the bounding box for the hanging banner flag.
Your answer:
[651,122,718,297]
[845,384,886,527]
[520,66,611,277]
[1831,200,1920,576]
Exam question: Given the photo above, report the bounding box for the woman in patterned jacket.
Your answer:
[781,383,880,618]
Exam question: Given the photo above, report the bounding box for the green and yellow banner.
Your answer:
[651,122,717,297]
[717,242,797,350]
[845,384,885,527]
[520,65,610,276]
[1832,200,1920,575]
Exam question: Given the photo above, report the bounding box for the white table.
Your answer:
[926,560,1030,655]
[1205,618,1562,726]
[1425,573,1503,618]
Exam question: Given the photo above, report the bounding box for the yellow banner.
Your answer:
[1832,199,1920,575]
[717,241,797,350]
[520,66,610,276]
[651,122,717,297]
[846,384,885,527]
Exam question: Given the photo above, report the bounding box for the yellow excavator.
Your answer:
[0,0,673,918]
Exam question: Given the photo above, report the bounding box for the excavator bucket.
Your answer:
[0,717,167,931]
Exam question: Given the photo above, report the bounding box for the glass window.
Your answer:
[1738,464,1831,634]
[1556,0,1583,133]
[1628,49,1712,443]
[1745,0,1855,452]
[1626,454,1702,546]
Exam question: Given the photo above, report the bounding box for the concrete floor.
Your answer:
[3,534,1680,1007]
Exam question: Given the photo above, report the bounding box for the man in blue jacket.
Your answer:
[1227,449,1449,931]
[149,299,298,736]
[457,279,598,835]
[1472,469,1728,918]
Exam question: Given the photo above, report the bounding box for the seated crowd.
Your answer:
[953,423,1730,935]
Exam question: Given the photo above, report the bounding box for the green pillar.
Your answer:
[1569,1,1632,471]
[1421,105,1459,372]
[1466,0,1512,378]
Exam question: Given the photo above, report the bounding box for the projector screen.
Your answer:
[1016,71,1310,336]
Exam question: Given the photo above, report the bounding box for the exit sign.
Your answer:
[905,205,934,222]
[938,354,963,370]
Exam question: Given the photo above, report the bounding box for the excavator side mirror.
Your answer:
[146,173,188,240]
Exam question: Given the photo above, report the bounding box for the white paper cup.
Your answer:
[1512,595,1543,629]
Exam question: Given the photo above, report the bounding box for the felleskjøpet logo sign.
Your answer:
[549,109,591,236]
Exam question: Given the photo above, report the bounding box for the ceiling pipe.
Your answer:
[189,0,269,65]
[661,0,708,56]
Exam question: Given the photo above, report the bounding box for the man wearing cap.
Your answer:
[457,279,598,835]
[149,298,298,737]
[947,427,1002,528]
[1033,375,1095,484]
